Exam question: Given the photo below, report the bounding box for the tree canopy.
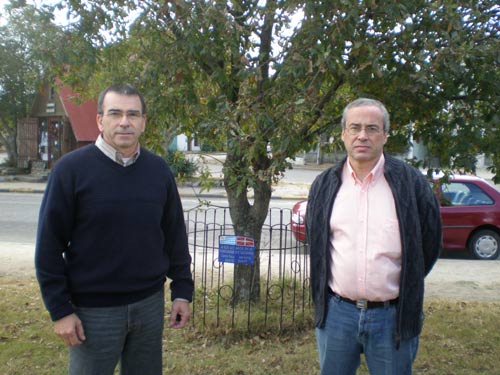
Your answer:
[0,1,64,165]
[53,1,500,169]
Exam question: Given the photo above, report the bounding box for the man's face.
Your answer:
[341,105,387,166]
[96,92,146,157]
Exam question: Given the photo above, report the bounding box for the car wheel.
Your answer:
[468,229,500,260]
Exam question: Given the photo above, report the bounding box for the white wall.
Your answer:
[171,134,201,152]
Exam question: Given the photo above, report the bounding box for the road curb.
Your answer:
[0,187,307,200]
[0,188,46,194]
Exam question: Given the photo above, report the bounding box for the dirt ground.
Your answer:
[0,243,499,301]
[423,254,500,302]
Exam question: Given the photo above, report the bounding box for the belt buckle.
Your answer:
[356,299,368,309]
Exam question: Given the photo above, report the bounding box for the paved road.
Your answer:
[0,192,299,278]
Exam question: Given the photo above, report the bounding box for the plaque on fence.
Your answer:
[218,235,255,265]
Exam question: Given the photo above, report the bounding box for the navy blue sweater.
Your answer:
[35,145,193,321]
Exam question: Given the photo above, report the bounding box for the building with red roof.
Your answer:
[17,81,100,170]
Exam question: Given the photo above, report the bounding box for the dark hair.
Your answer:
[97,84,146,115]
[341,98,390,133]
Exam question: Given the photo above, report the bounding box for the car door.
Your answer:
[439,180,495,250]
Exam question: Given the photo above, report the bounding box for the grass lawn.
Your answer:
[1,277,499,375]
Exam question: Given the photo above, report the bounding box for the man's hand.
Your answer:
[54,313,86,346]
[169,299,191,329]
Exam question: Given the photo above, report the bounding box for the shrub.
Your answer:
[164,151,198,179]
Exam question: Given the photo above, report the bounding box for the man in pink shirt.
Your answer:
[306,98,442,375]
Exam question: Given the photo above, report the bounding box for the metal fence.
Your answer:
[184,205,312,332]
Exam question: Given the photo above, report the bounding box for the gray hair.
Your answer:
[341,98,390,133]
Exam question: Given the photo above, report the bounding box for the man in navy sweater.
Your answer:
[35,83,194,374]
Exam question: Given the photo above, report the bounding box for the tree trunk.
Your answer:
[224,149,272,303]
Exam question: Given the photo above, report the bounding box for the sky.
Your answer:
[0,0,71,26]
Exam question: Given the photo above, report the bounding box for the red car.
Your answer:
[291,175,500,260]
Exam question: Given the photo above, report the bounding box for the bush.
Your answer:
[164,151,198,179]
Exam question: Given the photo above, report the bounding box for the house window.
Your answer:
[39,120,49,161]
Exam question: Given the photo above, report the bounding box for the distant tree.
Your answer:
[56,0,499,301]
[0,1,64,166]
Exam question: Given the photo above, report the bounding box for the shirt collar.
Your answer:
[95,134,140,167]
[346,154,385,185]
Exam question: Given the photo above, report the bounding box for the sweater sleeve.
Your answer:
[415,172,442,276]
[35,164,76,321]
[162,170,194,302]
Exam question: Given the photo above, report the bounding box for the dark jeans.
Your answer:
[316,293,419,375]
[69,289,165,375]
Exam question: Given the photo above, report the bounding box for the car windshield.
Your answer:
[440,181,494,206]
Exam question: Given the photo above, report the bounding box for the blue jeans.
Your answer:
[316,293,419,375]
[69,289,165,375]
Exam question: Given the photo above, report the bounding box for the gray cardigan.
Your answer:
[306,153,442,341]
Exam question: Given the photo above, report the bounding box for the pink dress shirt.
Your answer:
[329,155,402,302]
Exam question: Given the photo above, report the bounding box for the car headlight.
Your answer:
[291,213,304,225]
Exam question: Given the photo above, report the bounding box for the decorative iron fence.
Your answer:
[184,205,312,332]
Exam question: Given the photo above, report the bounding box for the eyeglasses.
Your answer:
[345,124,383,136]
[102,110,144,122]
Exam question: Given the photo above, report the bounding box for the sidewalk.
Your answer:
[0,162,497,198]
[0,168,317,200]
[0,150,325,199]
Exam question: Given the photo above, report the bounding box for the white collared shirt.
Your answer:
[95,134,140,166]
[329,154,402,301]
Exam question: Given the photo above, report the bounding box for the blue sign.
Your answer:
[219,235,255,265]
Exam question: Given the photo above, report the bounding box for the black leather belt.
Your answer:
[330,290,398,309]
